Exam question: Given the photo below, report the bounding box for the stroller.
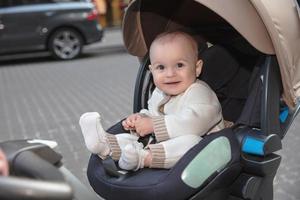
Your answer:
[0,0,299,200]
[86,0,300,200]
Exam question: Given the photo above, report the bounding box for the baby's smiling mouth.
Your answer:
[164,81,181,85]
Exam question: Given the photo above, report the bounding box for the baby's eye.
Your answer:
[156,65,165,70]
[177,62,184,68]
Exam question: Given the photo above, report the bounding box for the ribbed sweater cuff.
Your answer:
[148,143,165,168]
[152,116,169,142]
[106,134,121,160]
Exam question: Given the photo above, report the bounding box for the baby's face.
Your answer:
[149,37,202,96]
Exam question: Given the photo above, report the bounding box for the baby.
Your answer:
[79,31,224,171]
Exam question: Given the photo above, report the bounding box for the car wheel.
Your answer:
[49,28,83,60]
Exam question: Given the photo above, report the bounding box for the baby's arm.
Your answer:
[125,104,220,139]
[153,103,222,142]
[152,82,224,142]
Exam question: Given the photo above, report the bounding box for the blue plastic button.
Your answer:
[242,136,264,156]
[279,106,289,123]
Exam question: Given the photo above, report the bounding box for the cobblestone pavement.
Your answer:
[0,45,138,191]
[0,29,299,199]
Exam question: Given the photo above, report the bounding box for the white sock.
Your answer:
[118,142,148,171]
[79,112,110,157]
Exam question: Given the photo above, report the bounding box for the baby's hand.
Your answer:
[135,116,154,137]
[122,113,141,130]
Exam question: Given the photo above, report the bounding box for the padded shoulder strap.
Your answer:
[102,157,127,178]
[236,66,262,127]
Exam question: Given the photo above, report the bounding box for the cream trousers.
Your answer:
[107,133,201,169]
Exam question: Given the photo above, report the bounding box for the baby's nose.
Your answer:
[165,67,176,77]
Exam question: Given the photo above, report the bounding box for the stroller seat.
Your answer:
[0,1,298,199]
[88,128,240,200]
[87,45,254,200]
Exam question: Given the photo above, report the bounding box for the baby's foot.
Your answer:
[79,112,110,157]
[118,142,148,171]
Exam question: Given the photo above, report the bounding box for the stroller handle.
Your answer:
[0,140,73,200]
[0,176,73,200]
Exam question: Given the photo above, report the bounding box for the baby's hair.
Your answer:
[150,31,199,59]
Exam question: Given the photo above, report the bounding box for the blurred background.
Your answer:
[92,0,130,28]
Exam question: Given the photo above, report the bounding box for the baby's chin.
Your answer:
[160,88,186,96]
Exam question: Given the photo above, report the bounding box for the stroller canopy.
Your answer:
[122,0,300,109]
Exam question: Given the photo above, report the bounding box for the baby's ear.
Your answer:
[149,64,153,72]
[196,59,203,77]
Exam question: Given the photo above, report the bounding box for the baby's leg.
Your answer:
[109,133,150,171]
[148,135,201,169]
[118,140,150,171]
[113,134,152,171]
[79,112,110,157]
[107,133,139,160]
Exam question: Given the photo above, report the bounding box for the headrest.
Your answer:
[200,45,239,93]
[199,45,251,122]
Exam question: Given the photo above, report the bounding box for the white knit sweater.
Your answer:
[140,80,224,142]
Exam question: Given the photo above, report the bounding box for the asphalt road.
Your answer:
[0,29,299,200]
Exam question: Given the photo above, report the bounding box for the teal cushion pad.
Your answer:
[181,136,232,188]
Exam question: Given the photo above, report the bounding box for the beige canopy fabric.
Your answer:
[195,0,275,54]
[122,0,147,57]
[122,0,300,108]
[250,0,300,108]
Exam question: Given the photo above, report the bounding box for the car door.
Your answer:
[0,0,46,54]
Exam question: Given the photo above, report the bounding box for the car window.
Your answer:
[0,0,85,8]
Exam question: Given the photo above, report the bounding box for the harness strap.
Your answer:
[102,157,127,178]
